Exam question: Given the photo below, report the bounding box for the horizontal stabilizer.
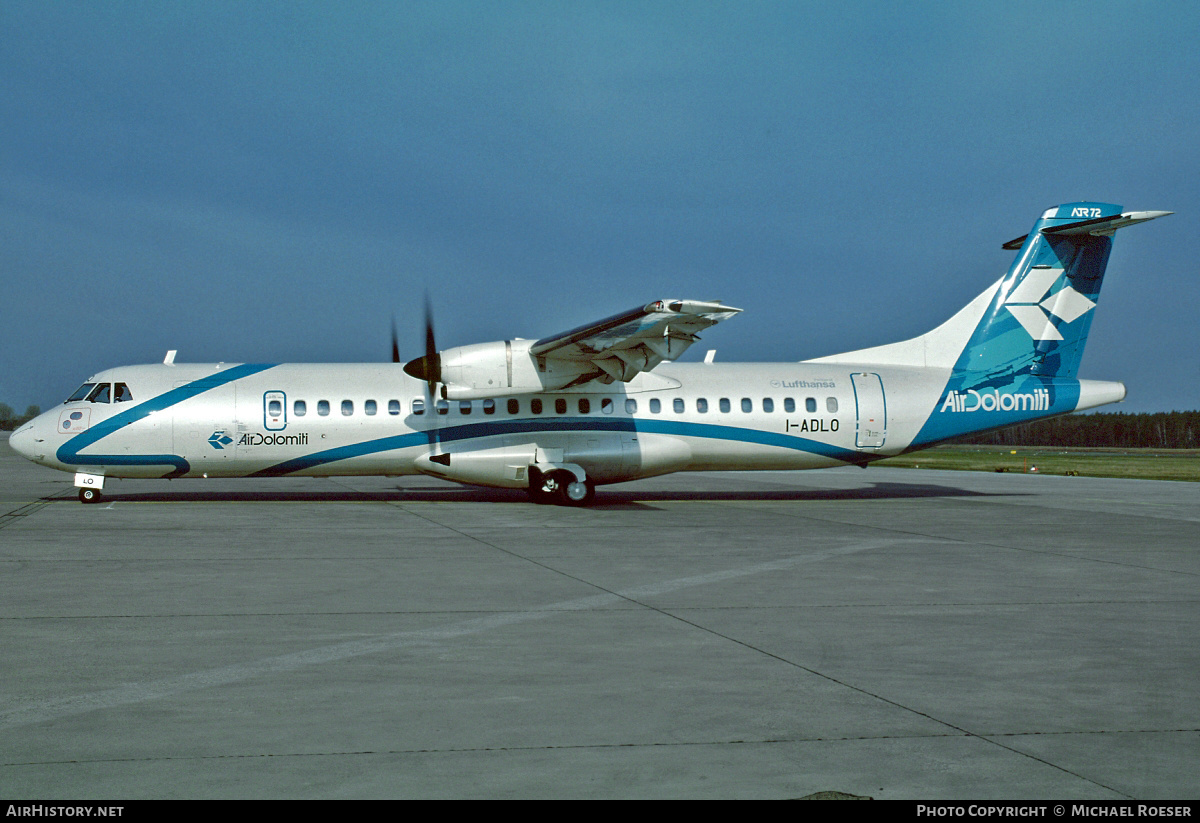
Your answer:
[1002,210,1171,250]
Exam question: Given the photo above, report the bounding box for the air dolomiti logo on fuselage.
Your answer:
[940,387,1050,414]
[239,432,309,446]
[208,430,309,449]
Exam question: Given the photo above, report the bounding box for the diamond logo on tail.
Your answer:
[1003,267,1095,341]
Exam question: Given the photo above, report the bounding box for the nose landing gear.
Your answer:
[75,472,106,504]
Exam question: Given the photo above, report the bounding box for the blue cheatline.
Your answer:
[56,364,278,478]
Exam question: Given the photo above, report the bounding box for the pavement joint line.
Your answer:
[0,490,74,530]
[687,498,1158,798]
[0,543,889,733]
[8,726,1194,769]
[346,482,1136,798]
[0,732,1010,768]
[4,470,1189,796]
[4,597,1195,621]
[710,494,1200,580]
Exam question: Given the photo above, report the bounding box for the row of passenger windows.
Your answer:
[281,395,839,418]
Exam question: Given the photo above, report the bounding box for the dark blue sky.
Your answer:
[3,2,1197,412]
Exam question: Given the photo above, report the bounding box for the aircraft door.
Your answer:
[263,391,286,431]
[620,431,641,475]
[852,373,887,449]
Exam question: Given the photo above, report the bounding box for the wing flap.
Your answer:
[530,299,742,382]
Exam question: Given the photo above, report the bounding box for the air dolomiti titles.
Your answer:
[940,387,1051,414]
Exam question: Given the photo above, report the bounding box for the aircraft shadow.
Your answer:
[48,481,1011,507]
[589,482,1011,507]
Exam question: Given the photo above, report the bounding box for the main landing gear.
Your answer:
[528,468,595,507]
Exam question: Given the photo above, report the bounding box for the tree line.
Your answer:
[0,404,42,430]
[954,410,1200,449]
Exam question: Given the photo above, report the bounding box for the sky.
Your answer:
[2,1,1198,414]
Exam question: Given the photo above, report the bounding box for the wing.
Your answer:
[529,299,742,383]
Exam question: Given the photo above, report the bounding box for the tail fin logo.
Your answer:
[1002,267,1096,342]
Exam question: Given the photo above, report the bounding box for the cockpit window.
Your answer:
[115,383,133,402]
[87,384,112,403]
[66,383,96,403]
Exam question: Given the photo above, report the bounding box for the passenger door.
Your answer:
[852,373,886,449]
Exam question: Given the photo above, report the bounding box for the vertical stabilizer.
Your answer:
[960,203,1122,382]
[909,203,1169,447]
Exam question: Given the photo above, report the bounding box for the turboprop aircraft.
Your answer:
[9,202,1169,506]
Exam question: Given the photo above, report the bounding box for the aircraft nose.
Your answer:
[9,424,34,458]
[8,420,45,462]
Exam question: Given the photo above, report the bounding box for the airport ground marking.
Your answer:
[0,541,887,733]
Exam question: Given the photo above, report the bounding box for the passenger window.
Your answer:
[762,398,774,413]
[649,398,661,414]
[268,399,283,416]
[625,399,637,414]
[435,399,448,415]
[483,399,495,415]
[719,398,731,413]
[115,383,133,402]
[342,400,354,416]
[318,400,330,416]
[412,399,425,416]
[459,401,472,415]
[507,399,519,415]
[555,398,567,414]
[741,398,752,413]
[601,398,614,414]
[388,400,401,415]
[531,398,543,415]
[87,384,111,403]
[365,400,377,416]
[294,400,307,417]
[673,398,685,414]
[806,397,817,413]
[827,397,838,413]
[784,398,795,413]
[578,398,590,414]
[697,398,708,413]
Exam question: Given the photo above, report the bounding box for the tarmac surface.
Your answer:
[1,432,1197,799]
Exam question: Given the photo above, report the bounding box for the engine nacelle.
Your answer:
[437,339,595,400]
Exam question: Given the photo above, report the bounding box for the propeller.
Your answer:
[402,294,441,398]
[399,294,445,457]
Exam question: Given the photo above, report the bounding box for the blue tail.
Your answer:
[910,202,1169,446]
[957,202,1130,382]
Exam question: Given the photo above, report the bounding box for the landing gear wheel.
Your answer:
[78,488,102,504]
[562,479,595,507]
[529,469,593,506]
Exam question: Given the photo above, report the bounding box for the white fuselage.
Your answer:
[15,360,953,487]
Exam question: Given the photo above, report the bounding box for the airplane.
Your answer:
[9,202,1170,506]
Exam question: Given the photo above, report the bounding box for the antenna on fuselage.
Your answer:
[164,350,177,365]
